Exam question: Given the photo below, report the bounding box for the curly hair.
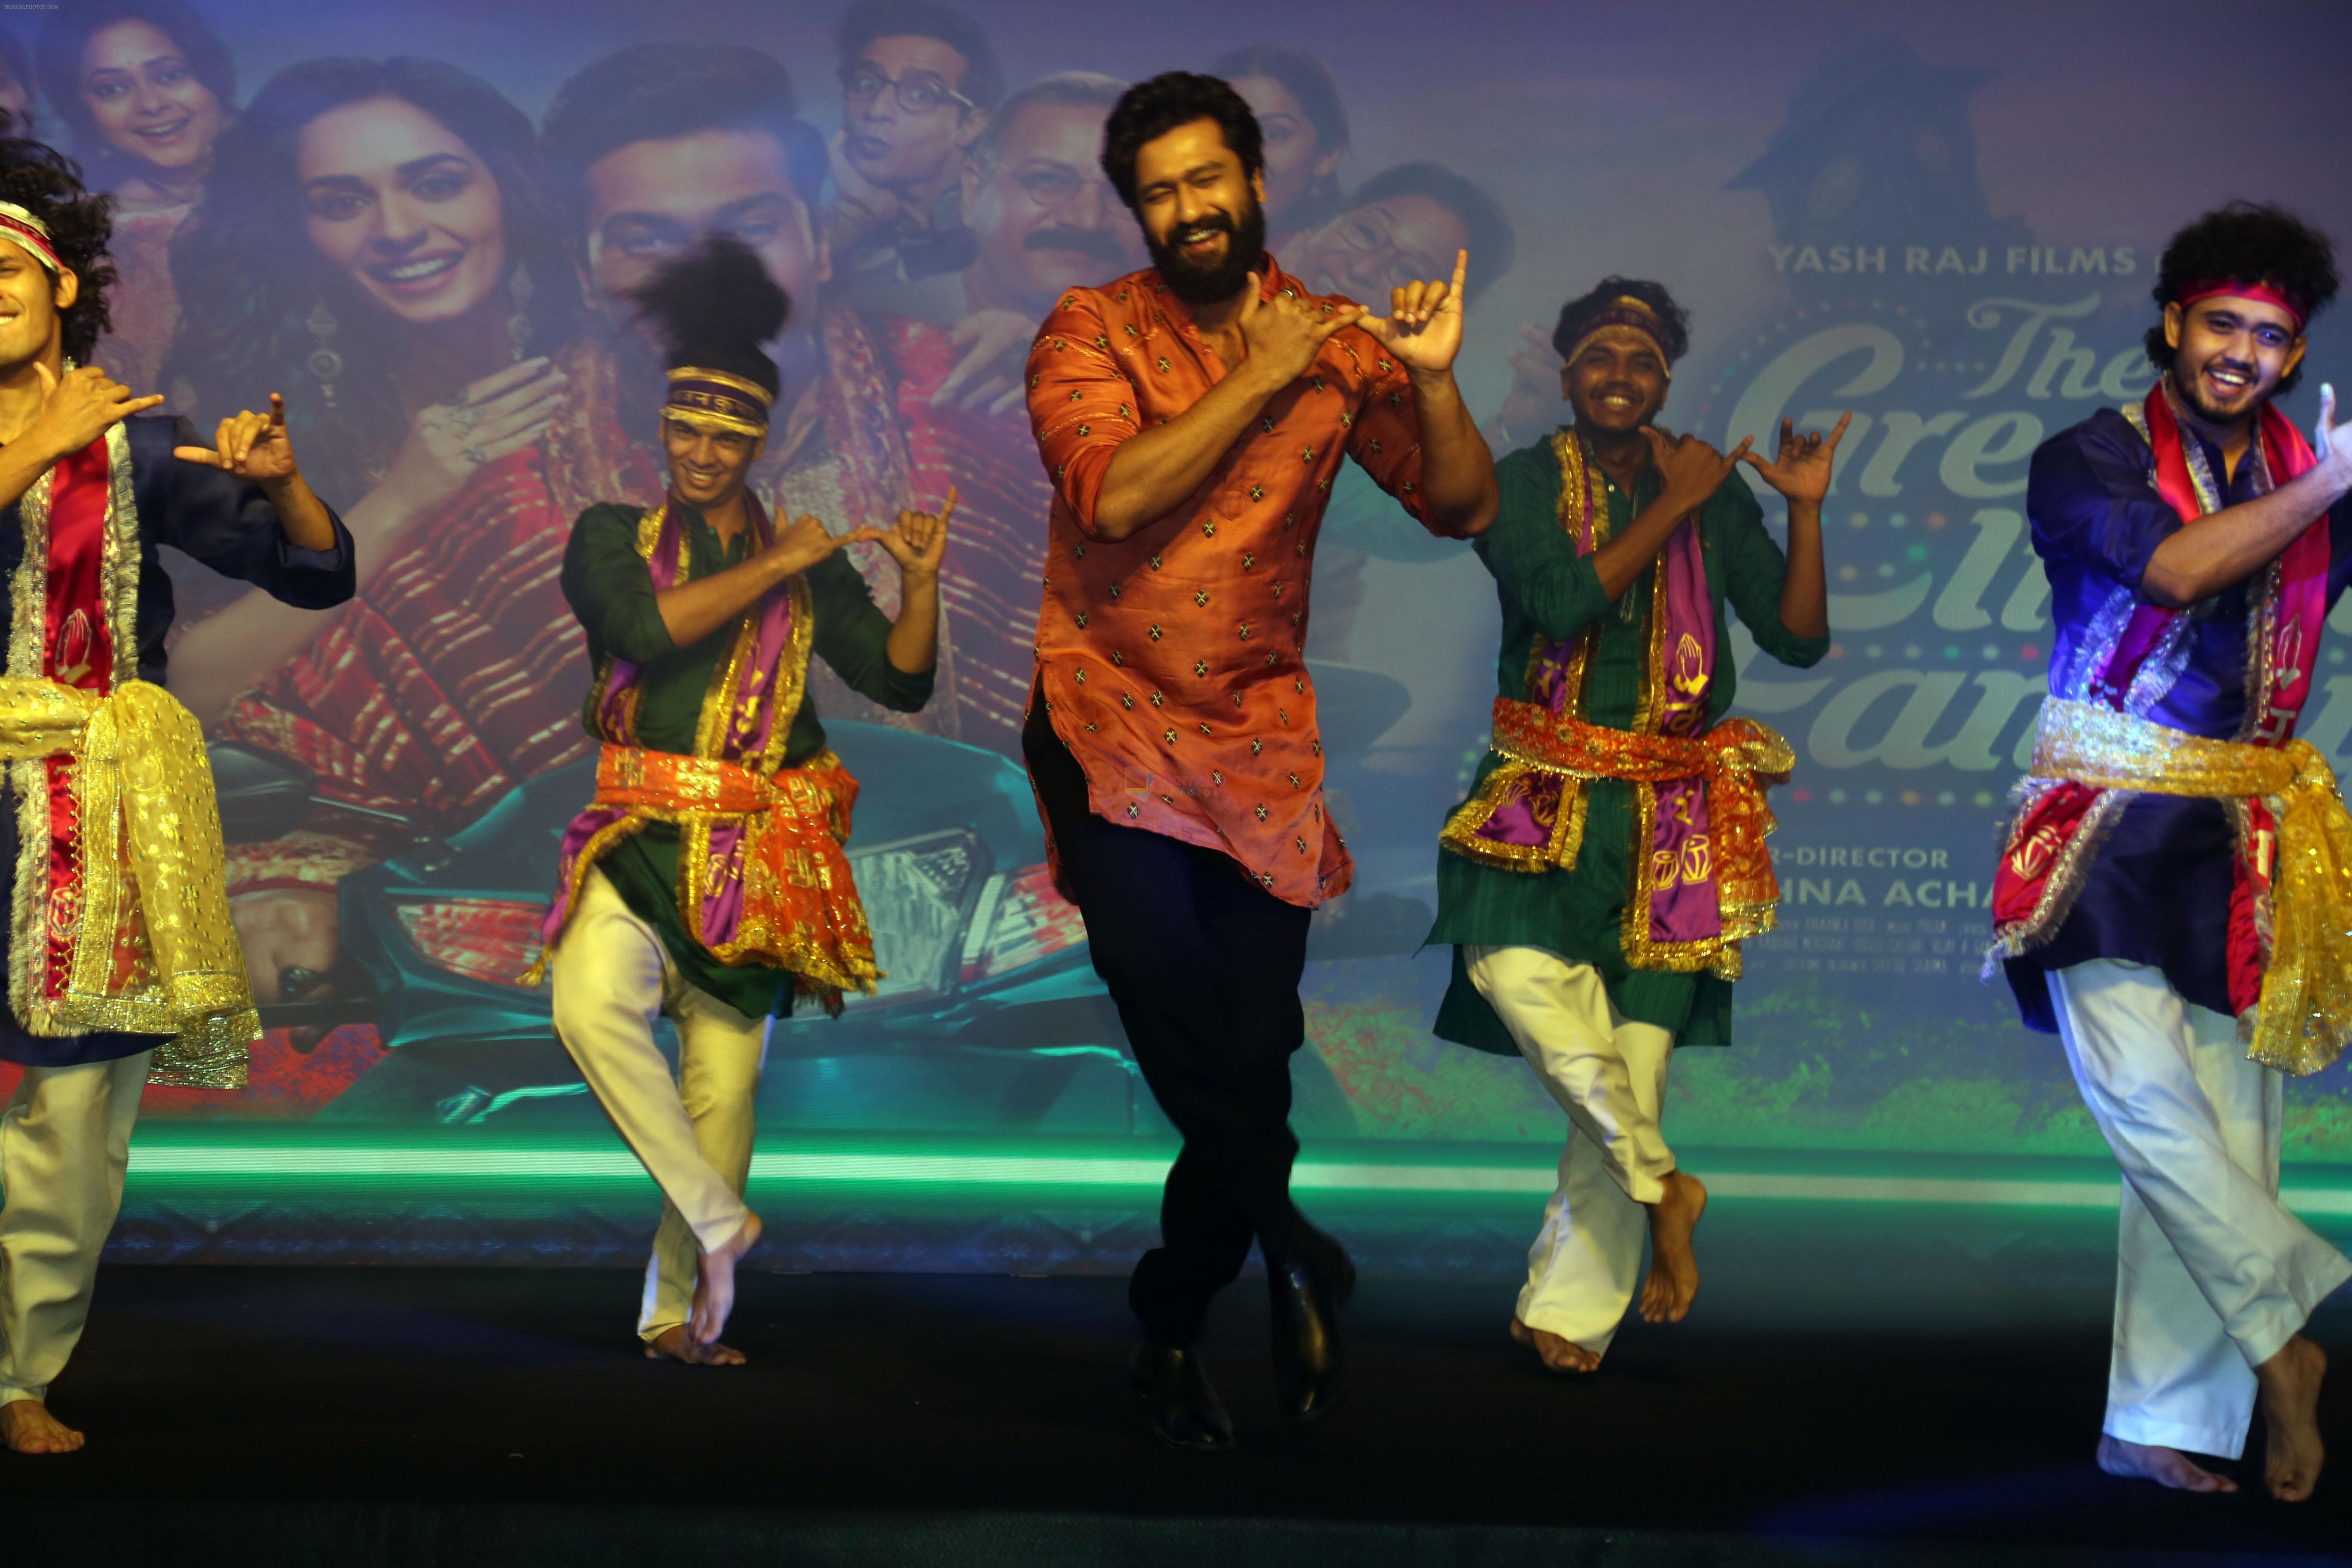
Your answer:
[2144,202,2339,393]
[164,57,577,502]
[1101,71,1263,214]
[0,113,116,364]
[34,0,236,177]
[1553,276,1691,365]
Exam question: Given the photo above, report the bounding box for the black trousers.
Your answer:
[1025,701,1315,1343]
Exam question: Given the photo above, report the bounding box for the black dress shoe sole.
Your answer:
[1130,1355,1236,1452]
[1148,1423,1237,1453]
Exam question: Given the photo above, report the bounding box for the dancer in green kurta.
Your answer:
[1428,279,1844,1372]
[540,237,949,1365]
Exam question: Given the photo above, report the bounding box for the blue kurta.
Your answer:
[0,414,355,1068]
[2004,407,2352,1030]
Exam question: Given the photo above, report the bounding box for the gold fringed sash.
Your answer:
[2030,697,2352,1075]
[529,743,882,1016]
[0,679,260,1086]
[1441,697,1796,976]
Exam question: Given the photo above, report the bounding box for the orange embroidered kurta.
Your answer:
[1026,260,1452,907]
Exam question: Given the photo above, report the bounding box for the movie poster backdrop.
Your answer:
[5,0,2349,1158]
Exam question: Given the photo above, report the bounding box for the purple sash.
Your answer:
[543,496,810,952]
[1446,428,1736,963]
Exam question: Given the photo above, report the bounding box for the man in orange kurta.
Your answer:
[1023,73,1496,1450]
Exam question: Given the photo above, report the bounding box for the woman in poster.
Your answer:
[34,0,235,396]
[164,57,579,1016]
[1209,44,1348,251]
[0,31,39,138]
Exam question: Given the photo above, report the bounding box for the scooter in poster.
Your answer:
[213,699,1397,1134]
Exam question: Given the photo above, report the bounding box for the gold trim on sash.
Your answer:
[1438,427,1792,977]
[2026,698,2352,1075]
[0,680,259,1084]
[2,423,248,1084]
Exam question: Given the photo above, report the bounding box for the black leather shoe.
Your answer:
[1130,1341,1235,1452]
[1267,1228,1354,1426]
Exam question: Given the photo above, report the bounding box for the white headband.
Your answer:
[0,200,61,275]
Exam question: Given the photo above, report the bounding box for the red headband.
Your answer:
[0,204,59,276]
[2175,279,2306,332]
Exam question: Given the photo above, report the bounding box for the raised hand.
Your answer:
[931,312,1034,415]
[1740,413,1852,508]
[1643,426,1752,514]
[173,392,305,483]
[1239,271,1363,389]
[824,128,907,235]
[361,357,565,521]
[854,485,956,579]
[2317,382,2349,470]
[1357,249,1470,374]
[31,362,164,458]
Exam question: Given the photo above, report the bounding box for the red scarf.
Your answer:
[1991,383,2324,1015]
[40,437,114,1000]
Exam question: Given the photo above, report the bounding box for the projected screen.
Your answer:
[5,0,2348,1164]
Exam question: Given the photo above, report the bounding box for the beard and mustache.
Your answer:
[1145,194,1268,305]
[2171,355,2268,427]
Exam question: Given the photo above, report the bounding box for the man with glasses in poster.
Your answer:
[875,70,1144,750]
[824,0,999,304]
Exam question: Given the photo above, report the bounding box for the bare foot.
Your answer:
[2257,1335,2328,1502]
[0,1399,85,1455]
[645,1325,748,1366]
[1638,1170,1706,1323]
[1510,1317,1599,1373]
[687,1210,763,1349]
[2097,1434,2238,1492]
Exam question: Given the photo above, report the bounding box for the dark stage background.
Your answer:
[6,0,2352,1242]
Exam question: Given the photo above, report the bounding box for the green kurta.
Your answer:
[1427,435,1828,1052]
[560,500,936,1017]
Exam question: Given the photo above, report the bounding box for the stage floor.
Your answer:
[6,1265,2348,1567]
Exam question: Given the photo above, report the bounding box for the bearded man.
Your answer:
[1023,71,1496,1449]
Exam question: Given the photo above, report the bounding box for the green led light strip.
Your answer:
[118,1145,2352,1214]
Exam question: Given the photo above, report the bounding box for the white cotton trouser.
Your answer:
[2049,959,2352,1458]
[1467,945,1675,1359]
[551,868,771,1342]
[0,1048,150,1406]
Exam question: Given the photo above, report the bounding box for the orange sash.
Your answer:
[533,744,880,1014]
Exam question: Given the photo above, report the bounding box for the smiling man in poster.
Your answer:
[1990,203,2352,1501]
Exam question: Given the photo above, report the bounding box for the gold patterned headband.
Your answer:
[663,366,773,439]
[1565,296,1674,380]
